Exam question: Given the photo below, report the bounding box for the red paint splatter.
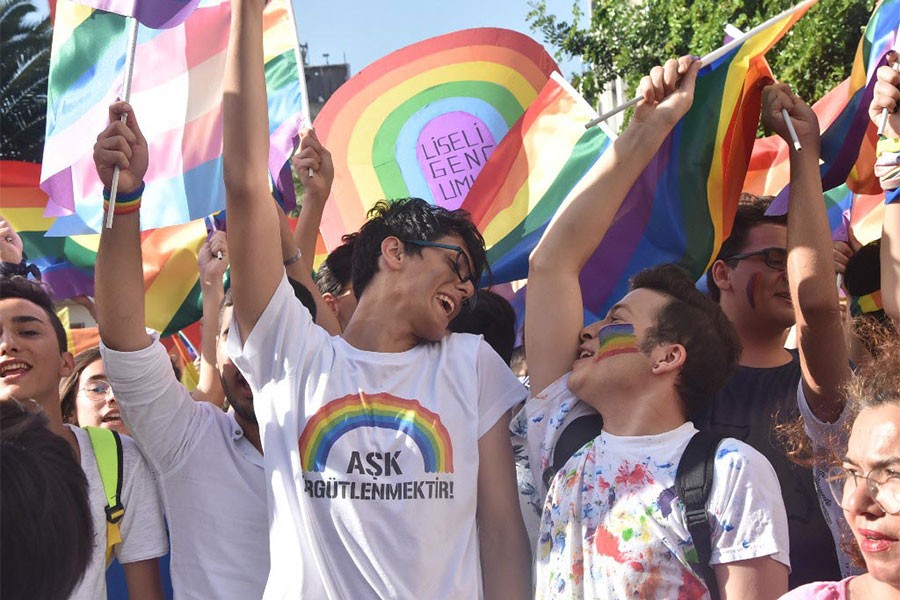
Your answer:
[680,569,708,599]
[615,462,652,487]
[594,526,625,562]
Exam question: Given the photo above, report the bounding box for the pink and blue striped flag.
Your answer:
[42,0,306,236]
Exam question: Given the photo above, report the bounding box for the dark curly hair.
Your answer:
[351,198,487,300]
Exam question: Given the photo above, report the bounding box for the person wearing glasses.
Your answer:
[60,347,131,435]
[699,85,853,586]
[218,1,531,597]
[781,341,900,599]
[0,276,167,600]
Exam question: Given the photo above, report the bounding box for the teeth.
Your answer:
[0,362,29,376]
[436,294,455,315]
[579,351,593,359]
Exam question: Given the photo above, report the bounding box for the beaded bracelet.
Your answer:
[103,182,145,215]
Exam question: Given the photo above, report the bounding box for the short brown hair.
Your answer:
[631,264,742,417]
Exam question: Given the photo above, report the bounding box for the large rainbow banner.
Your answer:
[313,28,558,250]
[42,0,305,235]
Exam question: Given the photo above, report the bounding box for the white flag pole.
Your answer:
[284,0,314,177]
[105,16,140,229]
[583,0,815,129]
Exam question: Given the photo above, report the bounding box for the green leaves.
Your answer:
[528,0,875,111]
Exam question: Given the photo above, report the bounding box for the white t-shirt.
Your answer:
[797,382,862,577]
[101,335,268,599]
[227,275,527,599]
[67,424,167,600]
[510,373,598,551]
[523,375,790,599]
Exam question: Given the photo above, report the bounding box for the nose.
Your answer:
[845,475,884,517]
[0,329,13,353]
[579,323,599,342]
[457,278,476,300]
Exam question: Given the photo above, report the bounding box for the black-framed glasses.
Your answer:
[80,381,114,401]
[724,247,787,271]
[402,239,478,309]
[824,464,900,515]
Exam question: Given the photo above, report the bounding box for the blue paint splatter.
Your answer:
[717,446,739,459]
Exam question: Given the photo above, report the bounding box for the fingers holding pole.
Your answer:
[879,61,900,136]
[105,16,140,229]
[782,108,802,151]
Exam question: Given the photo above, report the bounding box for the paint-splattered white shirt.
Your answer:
[531,377,791,599]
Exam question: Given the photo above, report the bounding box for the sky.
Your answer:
[293,0,588,78]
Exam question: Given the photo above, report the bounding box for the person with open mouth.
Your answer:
[61,346,130,436]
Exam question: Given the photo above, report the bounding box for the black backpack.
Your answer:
[542,415,725,600]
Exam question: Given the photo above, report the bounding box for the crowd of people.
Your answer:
[2,1,900,598]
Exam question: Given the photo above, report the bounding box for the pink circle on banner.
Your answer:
[416,112,497,210]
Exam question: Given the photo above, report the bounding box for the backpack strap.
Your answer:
[85,426,124,565]
[675,431,725,600]
[542,414,604,489]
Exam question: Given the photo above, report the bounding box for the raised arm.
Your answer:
[276,203,340,335]
[94,102,153,352]
[291,129,334,274]
[763,84,850,423]
[223,0,282,343]
[191,230,228,406]
[870,57,900,323]
[525,57,700,394]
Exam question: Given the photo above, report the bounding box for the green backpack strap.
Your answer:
[84,426,124,564]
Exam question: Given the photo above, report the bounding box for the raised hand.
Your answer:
[762,83,820,152]
[198,229,229,288]
[92,102,149,195]
[291,128,334,202]
[632,56,701,129]
[0,216,24,264]
[870,52,900,138]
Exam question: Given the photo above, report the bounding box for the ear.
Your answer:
[322,292,340,318]
[59,351,75,379]
[379,236,405,273]
[711,260,733,294]
[650,343,686,376]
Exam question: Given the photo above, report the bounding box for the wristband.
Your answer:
[103,182,145,215]
[283,249,302,266]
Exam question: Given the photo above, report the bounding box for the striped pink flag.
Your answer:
[70,0,200,28]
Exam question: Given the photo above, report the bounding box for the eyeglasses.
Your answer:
[724,247,787,271]
[80,381,114,401]
[824,464,900,515]
[402,239,479,309]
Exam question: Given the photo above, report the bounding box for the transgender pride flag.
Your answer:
[41,0,306,235]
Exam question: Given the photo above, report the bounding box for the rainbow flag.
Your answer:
[522,3,813,320]
[1,161,208,336]
[313,28,558,251]
[460,73,613,283]
[761,0,900,217]
[42,0,306,235]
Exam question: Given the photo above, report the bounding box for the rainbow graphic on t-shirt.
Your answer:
[298,392,454,473]
[593,323,640,362]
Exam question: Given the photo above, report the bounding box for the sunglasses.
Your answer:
[724,247,787,271]
[402,239,479,310]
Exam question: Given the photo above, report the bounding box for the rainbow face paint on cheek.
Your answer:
[593,323,640,362]
[746,272,761,310]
